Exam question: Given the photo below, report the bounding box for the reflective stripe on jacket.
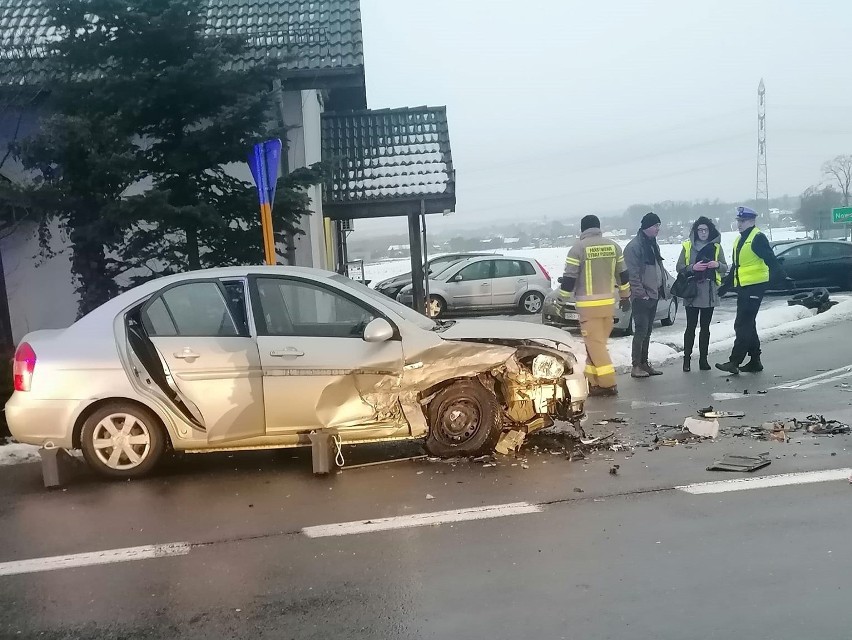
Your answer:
[682,241,722,285]
[733,227,770,286]
[562,229,629,307]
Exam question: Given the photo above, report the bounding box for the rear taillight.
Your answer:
[13,342,36,392]
[536,261,552,282]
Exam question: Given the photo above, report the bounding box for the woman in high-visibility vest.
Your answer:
[675,216,727,372]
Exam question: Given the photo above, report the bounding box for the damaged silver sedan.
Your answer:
[7,267,588,478]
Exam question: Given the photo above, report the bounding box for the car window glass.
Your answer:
[779,244,812,260]
[520,261,536,276]
[256,278,376,338]
[331,274,434,330]
[143,297,177,336]
[815,243,851,259]
[143,282,238,337]
[222,280,249,334]
[493,260,523,278]
[457,260,492,281]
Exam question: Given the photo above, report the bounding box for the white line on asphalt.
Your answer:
[0,542,191,577]
[301,502,544,538]
[770,364,852,390]
[677,468,852,495]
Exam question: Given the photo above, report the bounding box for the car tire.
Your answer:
[425,380,502,458]
[519,291,545,315]
[427,295,446,318]
[660,299,677,326]
[80,402,167,479]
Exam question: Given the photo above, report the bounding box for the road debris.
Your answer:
[684,417,720,439]
[495,429,526,455]
[343,455,429,470]
[707,454,771,472]
[609,464,620,475]
[698,406,745,419]
[580,432,615,446]
[803,415,851,435]
[426,494,435,500]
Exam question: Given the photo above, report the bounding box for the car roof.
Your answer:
[774,239,851,248]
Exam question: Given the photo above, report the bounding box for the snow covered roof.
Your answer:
[322,106,456,219]
[0,0,364,87]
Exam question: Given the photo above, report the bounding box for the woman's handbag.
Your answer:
[670,271,697,299]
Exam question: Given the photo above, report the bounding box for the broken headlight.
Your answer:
[531,354,565,380]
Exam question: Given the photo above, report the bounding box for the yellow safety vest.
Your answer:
[732,227,770,287]
[682,241,721,285]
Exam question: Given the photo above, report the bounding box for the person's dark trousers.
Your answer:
[729,284,767,365]
[683,307,715,358]
[631,298,659,365]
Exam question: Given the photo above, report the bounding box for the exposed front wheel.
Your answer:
[425,380,502,458]
[80,403,167,479]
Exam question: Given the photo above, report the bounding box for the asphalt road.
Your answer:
[1,321,851,639]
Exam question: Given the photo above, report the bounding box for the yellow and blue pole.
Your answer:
[248,140,283,266]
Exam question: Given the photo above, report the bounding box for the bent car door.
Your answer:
[250,276,405,435]
[444,260,494,309]
[138,279,265,444]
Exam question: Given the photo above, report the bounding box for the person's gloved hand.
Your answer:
[706,260,720,269]
[692,262,708,272]
[619,298,631,312]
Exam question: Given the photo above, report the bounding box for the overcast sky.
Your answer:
[354,0,852,236]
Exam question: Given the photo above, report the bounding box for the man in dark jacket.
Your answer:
[623,212,668,379]
[715,206,791,374]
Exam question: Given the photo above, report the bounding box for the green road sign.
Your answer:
[833,207,852,223]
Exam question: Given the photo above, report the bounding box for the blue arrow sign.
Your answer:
[248,139,283,205]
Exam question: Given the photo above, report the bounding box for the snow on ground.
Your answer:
[0,441,41,466]
[364,227,808,287]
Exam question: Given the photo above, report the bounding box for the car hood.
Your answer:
[438,318,581,352]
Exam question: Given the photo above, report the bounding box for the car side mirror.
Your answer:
[452,274,463,282]
[363,318,394,343]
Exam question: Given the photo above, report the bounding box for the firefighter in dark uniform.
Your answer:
[715,206,791,374]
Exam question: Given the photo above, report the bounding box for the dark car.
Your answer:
[773,240,852,290]
[372,252,501,300]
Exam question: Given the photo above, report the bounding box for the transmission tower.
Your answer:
[756,79,772,239]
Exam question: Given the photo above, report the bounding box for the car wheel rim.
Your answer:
[92,413,152,470]
[669,302,676,322]
[524,295,542,313]
[436,399,482,446]
[428,299,442,317]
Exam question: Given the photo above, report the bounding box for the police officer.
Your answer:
[560,215,631,397]
[716,206,790,374]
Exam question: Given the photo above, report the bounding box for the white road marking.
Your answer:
[301,502,543,538]
[0,543,191,577]
[771,364,852,390]
[677,468,852,495]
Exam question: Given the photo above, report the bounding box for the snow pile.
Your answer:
[0,441,41,466]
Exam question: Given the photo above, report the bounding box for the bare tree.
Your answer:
[822,155,852,207]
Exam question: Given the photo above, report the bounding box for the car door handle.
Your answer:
[270,348,304,358]
[481,283,490,287]
[173,349,200,362]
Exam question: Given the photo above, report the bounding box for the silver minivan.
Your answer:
[397,256,553,318]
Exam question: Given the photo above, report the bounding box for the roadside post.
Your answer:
[832,207,852,241]
[248,139,283,265]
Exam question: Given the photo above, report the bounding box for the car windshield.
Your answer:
[331,274,436,330]
[430,259,468,279]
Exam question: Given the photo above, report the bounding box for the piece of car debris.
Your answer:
[494,430,526,456]
[707,454,770,472]
[698,409,745,419]
[580,432,615,446]
[684,417,720,439]
[426,494,435,500]
[609,465,620,475]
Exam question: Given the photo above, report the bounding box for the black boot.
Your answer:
[740,355,764,373]
[683,357,691,372]
[715,361,740,375]
[698,328,711,371]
